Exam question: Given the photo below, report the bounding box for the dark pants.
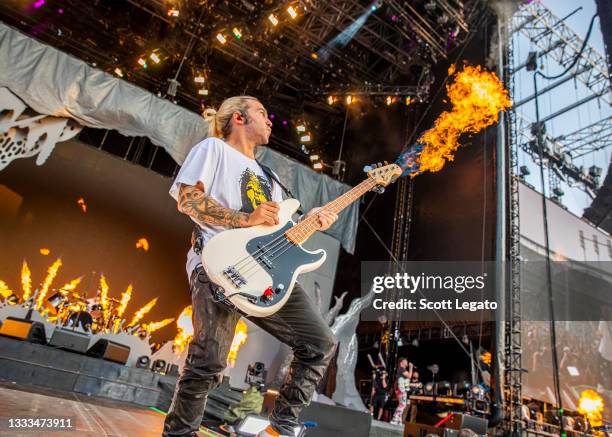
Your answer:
[162,267,337,436]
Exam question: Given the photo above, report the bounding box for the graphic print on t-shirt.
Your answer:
[240,168,272,213]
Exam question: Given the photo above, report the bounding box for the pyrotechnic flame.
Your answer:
[77,197,87,213]
[39,248,50,255]
[141,318,175,335]
[58,277,82,295]
[173,305,193,353]
[396,65,511,176]
[0,280,13,299]
[136,238,150,251]
[127,297,158,328]
[112,284,133,333]
[21,261,32,301]
[36,258,62,309]
[99,274,111,325]
[227,319,248,368]
[578,389,604,429]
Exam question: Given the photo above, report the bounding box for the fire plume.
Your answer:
[136,238,150,251]
[59,277,82,295]
[173,305,193,353]
[99,274,111,325]
[227,319,248,368]
[112,284,133,333]
[578,389,604,429]
[21,261,32,301]
[36,258,62,309]
[0,280,13,299]
[127,297,158,327]
[142,318,175,335]
[397,65,511,176]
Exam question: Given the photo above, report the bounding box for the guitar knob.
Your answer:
[276,284,285,293]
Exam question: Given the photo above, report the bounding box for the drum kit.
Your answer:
[44,291,121,333]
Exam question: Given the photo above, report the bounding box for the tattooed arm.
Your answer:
[177,182,280,228]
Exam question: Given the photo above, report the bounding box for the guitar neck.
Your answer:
[286,178,378,244]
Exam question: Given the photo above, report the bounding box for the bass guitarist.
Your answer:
[163,96,338,437]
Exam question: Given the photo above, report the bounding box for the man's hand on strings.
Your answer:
[307,207,338,231]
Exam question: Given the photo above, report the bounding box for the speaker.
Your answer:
[135,355,151,369]
[443,413,488,435]
[87,339,130,364]
[0,317,46,344]
[48,327,90,353]
[299,401,371,437]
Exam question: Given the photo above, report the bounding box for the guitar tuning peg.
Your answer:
[377,162,382,168]
[384,160,389,165]
[363,165,373,173]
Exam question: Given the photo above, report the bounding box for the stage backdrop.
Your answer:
[0,138,341,385]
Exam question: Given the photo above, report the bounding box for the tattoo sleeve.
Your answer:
[177,184,249,228]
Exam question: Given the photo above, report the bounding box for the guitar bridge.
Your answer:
[222,266,247,288]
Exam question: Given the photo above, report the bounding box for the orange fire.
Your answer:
[112,284,133,333]
[136,238,150,251]
[21,261,32,301]
[59,277,82,295]
[227,319,248,368]
[77,197,87,213]
[578,389,604,429]
[173,305,194,353]
[141,318,175,335]
[415,64,511,175]
[39,248,50,255]
[0,280,13,299]
[127,297,158,328]
[36,258,62,309]
[99,274,111,326]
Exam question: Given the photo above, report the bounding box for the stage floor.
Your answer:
[0,380,210,437]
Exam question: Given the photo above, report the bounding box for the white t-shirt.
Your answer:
[169,137,283,277]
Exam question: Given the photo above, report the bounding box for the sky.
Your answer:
[512,0,610,218]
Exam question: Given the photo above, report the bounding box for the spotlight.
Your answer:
[136,355,150,369]
[114,67,124,77]
[167,7,179,17]
[310,52,318,60]
[194,75,205,83]
[150,52,161,64]
[232,27,242,39]
[296,124,306,133]
[327,95,337,105]
[282,120,288,126]
[216,33,227,44]
[385,96,393,106]
[309,154,320,162]
[346,95,354,105]
[405,96,413,105]
[287,6,298,19]
[152,359,167,374]
[313,162,323,170]
[198,89,209,96]
[137,58,148,68]
[300,134,311,143]
[268,14,279,26]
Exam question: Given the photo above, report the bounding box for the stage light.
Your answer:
[114,67,124,77]
[39,248,50,255]
[300,134,311,143]
[310,52,318,60]
[232,27,242,39]
[137,58,148,68]
[405,96,413,105]
[296,124,306,133]
[150,52,161,64]
[346,95,354,105]
[327,95,337,105]
[282,120,288,126]
[152,359,167,374]
[136,355,150,369]
[216,33,227,44]
[287,6,298,19]
[167,7,179,17]
[198,89,209,96]
[309,154,319,162]
[386,96,393,106]
[268,14,279,26]
[194,75,205,83]
[313,162,323,170]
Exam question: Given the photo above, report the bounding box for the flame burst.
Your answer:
[399,65,511,176]
[578,389,604,429]
[77,197,87,213]
[0,280,13,299]
[136,238,150,251]
[59,277,82,295]
[99,274,111,326]
[141,318,175,335]
[36,258,62,309]
[39,248,50,255]
[21,261,32,301]
[112,284,133,333]
[173,305,193,353]
[227,319,248,368]
[127,297,158,328]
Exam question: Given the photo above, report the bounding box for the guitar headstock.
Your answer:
[365,162,402,187]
